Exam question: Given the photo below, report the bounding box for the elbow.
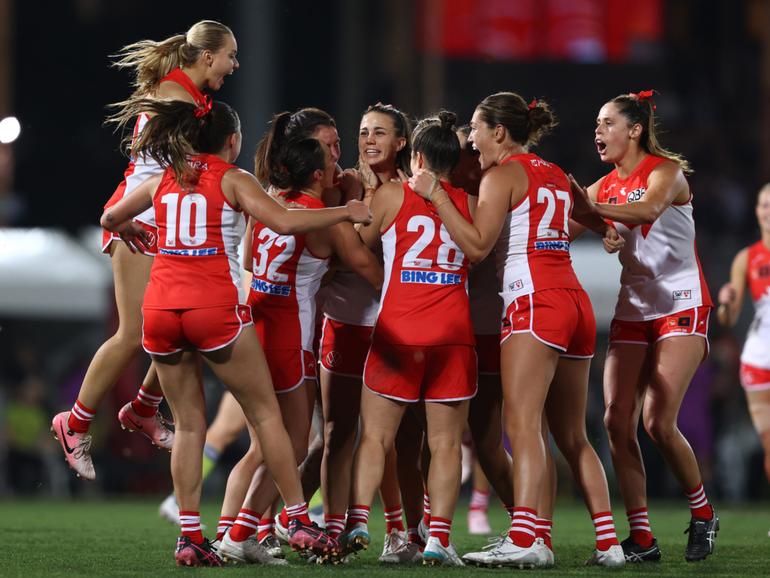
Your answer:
[466,247,489,265]
[100,211,116,231]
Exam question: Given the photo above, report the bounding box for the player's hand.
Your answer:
[119,222,152,254]
[358,155,380,191]
[568,174,590,204]
[408,168,438,201]
[397,169,410,183]
[345,199,373,225]
[338,168,363,203]
[602,225,624,253]
[718,282,737,306]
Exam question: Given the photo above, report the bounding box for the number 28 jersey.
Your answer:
[496,153,581,304]
[143,154,245,310]
[374,182,474,346]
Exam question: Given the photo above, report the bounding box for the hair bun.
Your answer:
[437,110,457,130]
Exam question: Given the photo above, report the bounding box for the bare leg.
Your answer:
[746,388,770,483]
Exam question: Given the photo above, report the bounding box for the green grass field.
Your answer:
[1,498,766,577]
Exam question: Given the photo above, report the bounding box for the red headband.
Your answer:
[194,95,213,118]
[528,98,538,110]
[630,90,656,110]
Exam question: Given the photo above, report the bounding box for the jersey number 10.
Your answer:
[161,193,207,247]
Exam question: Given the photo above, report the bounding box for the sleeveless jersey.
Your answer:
[105,68,208,227]
[249,191,329,352]
[741,241,770,368]
[597,154,712,321]
[374,182,474,346]
[143,154,244,310]
[496,153,582,308]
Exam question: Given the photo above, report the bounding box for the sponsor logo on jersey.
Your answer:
[534,240,570,251]
[508,279,524,292]
[529,158,552,168]
[251,277,292,296]
[400,270,463,285]
[622,187,646,203]
[159,247,218,256]
[673,289,692,301]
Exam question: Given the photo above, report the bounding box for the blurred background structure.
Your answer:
[0,0,768,503]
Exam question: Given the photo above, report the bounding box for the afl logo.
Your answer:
[325,351,342,368]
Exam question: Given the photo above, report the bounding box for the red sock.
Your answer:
[346,504,370,530]
[384,506,405,533]
[179,511,204,544]
[429,516,452,547]
[284,502,312,526]
[68,400,95,433]
[535,518,552,551]
[229,508,261,542]
[216,516,235,541]
[256,517,274,542]
[278,506,289,528]
[324,514,346,538]
[685,483,714,520]
[627,507,653,547]
[592,511,620,551]
[508,507,537,548]
[422,492,431,526]
[131,385,162,418]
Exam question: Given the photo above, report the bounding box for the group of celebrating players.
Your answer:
[48,18,770,569]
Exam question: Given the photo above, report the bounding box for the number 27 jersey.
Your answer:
[496,153,581,303]
[375,182,474,346]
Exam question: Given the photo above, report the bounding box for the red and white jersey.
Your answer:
[741,240,770,369]
[248,191,329,352]
[143,154,244,310]
[105,68,208,228]
[496,153,582,310]
[597,154,713,321]
[469,252,502,335]
[374,182,474,346]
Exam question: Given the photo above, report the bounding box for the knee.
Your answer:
[359,429,394,455]
[643,414,677,446]
[604,404,636,441]
[324,419,356,453]
[552,431,587,459]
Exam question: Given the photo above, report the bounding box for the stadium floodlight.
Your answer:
[0,116,21,144]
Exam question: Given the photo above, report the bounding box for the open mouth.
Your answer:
[595,139,607,155]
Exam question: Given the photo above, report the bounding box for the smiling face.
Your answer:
[358,112,404,171]
[204,34,239,91]
[594,102,640,164]
[468,108,499,171]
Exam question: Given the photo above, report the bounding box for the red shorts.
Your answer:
[102,180,158,256]
[501,289,596,358]
[363,340,477,403]
[609,306,711,346]
[142,304,253,355]
[264,349,318,393]
[319,317,373,377]
[740,362,770,392]
[475,334,501,375]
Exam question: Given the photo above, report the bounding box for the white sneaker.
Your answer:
[462,535,541,568]
[380,529,405,559]
[535,538,555,568]
[586,544,625,568]
[274,513,290,545]
[159,494,180,525]
[258,533,285,559]
[418,519,430,544]
[422,536,464,566]
[218,532,288,565]
[468,509,492,535]
[379,531,422,563]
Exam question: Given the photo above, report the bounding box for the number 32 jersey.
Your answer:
[374,182,474,346]
[496,153,582,305]
[143,154,244,310]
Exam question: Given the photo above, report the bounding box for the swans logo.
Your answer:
[325,351,342,368]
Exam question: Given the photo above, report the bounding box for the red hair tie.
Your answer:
[194,95,213,118]
[528,98,538,110]
[630,89,656,110]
